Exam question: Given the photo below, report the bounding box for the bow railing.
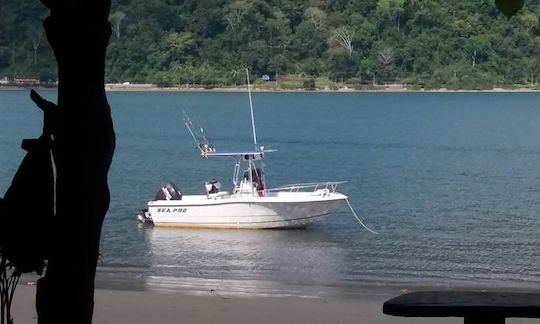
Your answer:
[266,181,346,193]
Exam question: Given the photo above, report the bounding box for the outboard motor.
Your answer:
[137,208,153,223]
[155,182,182,200]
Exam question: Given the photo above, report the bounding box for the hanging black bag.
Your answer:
[0,91,55,274]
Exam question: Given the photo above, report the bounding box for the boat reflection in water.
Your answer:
[143,226,345,298]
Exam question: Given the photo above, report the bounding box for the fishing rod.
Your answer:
[183,110,202,151]
[182,110,216,155]
[246,68,258,148]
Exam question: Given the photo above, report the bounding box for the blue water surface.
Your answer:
[2,90,540,296]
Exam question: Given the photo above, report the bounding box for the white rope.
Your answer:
[346,199,379,234]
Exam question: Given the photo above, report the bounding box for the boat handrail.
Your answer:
[266,181,347,193]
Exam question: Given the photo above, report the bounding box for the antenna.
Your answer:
[246,68,258,147]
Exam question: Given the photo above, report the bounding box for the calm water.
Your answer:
[2,90,540,296]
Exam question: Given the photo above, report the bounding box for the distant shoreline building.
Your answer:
[14,78,40,86]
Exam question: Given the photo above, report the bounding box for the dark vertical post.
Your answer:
[35,0,115,323]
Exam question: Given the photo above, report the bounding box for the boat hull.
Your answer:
[146,193,347,229]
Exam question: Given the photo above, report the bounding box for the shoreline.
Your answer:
[2,84,540,93]
[8,285,445,324]
[90,270,540,300]
[13,273,540,323]
[102,86,540,93]
[14,272,540,324]
[11,284,540,324]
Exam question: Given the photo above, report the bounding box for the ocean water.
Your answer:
[2,90,540,297]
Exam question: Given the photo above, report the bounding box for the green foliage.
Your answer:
[0,0,536,89]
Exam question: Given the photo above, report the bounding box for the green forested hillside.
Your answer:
[1,0,539,89]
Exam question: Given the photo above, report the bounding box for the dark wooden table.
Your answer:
[383,291,540,324]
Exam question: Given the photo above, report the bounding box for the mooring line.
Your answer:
[346,199,379,234]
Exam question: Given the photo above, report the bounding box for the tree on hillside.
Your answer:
[333,25,354,58]
[30,30,43,65]
[223,0,251,31]
[109,11,126,38]
[378,46,395,81]
[376,0,405,32]
[304,7,327,31]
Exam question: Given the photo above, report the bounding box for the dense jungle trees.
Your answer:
[2,0,540,89]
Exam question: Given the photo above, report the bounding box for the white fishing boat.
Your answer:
[138,70,366,230]
[139,174,347,229]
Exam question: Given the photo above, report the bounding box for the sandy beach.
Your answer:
[8,285,540,324]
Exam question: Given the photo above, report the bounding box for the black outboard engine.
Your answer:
[155,182,182,200]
